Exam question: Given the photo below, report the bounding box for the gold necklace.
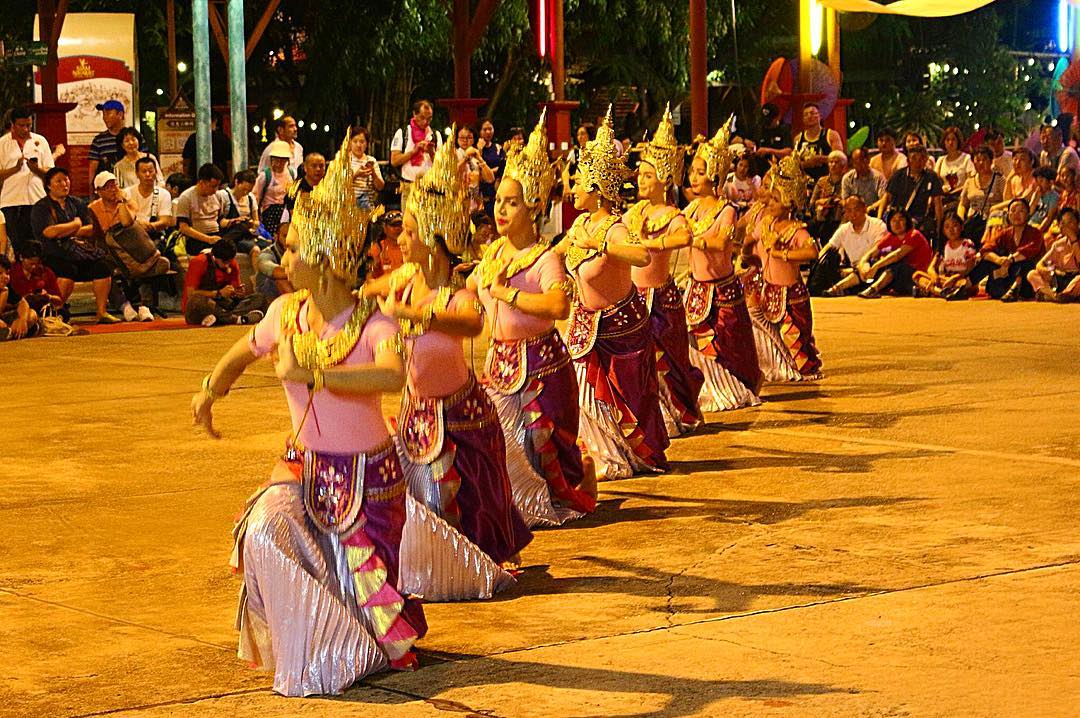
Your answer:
[281,289,375,370]
[685,198,728,238]
[626,200,681,240]
[565,214,618,270]
[475,237,550,288]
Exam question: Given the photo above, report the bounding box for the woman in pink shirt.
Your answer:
[624,106,705,435]
[469,114,597,525]
[741,157,824,381]
[366,138,531,599]
[558,110,668,481]
[190,139,424,696]
[682,120,763,412]
[1029,206,1080,301]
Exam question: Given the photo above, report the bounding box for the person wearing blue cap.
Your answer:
[88,99,129,190]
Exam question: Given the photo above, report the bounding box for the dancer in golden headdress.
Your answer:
[624,104,704,435]
[469,111,597,525]
[559,108,669,480]
[365,131,532,600]
[741,156,824,381]
[192,133,425,696]
[681,118,763,412]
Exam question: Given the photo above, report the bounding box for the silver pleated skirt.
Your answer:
[688,344,762,412]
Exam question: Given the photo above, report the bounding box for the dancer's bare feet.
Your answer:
[580,453,599,496]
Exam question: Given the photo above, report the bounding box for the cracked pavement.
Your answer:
[2,297,1079,717]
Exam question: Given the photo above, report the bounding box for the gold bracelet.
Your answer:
[420,304,435,332]
[597,233,609,254]
[781,249,789,261]
[201,374,227,402]
[311,369,325,393]
[505,287,521,308]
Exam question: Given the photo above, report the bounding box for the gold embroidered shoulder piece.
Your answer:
[389,262,421,294]
[474,236,551,288]
[282,289,377,370]
[686,198,730,238]
[565,215,619,270]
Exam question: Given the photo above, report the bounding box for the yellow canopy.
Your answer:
[818,0,996,17]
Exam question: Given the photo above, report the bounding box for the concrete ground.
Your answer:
[2,297,1079,718]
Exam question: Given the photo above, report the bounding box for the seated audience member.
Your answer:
[883,145,943,244]
[113,127,163,190]
[182,238,268,326]
[870,128,907,182]
[818,196,888,296]
[964,199,1045,301]
[808,150,847,240]
[165,173,192,203]
[219,169,263,257]
[913,213,978,299]
[9,240,63,316]
[1028,206,1080,302]
[175,163,226,255]
[984,128,1013,177]
[254,212,293,301]
[366,209,405,278]
[1054,165,1080,214]
[125,157,174,242]
[723,154,761,209]
[1001,147,1037,205]
[956,145,1005,247]
[1029,166,1060,231]
[855,208,933,298]
[253,141,296,238]
[934,126,975,208]
[1038,123,1080,174]
[841,148,887,215]
[0,256,40,340]
[30,167,117,323]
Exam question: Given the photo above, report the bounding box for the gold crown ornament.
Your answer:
[767,155,809,210]
[406,126,471,258]
[292,132,373,282]
[576,105,627,205]
[693,115,736,185]
[502,109,556,214]
[641,103,682,186]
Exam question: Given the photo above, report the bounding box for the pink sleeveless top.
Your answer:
[402,286,474,398]
[570,223,634,310]
[249,293,397,454]
[687,201,737,281]
[631,209,689,288]
[476,246,565,341]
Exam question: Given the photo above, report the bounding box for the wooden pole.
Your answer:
[167,0,178,99]
[689,0,707,138]
[553,0,566,101]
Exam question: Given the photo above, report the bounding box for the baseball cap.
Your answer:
[93,171,118,189]
[268,140,292,160]
[95,99,125,112]
[383,210,403,225]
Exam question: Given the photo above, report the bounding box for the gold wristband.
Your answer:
[420,304,435,332]
[202,374,227,402]
[505,287,521,308]
[597,234,609,254]
[311,369,325,393]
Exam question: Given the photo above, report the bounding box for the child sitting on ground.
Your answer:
[1030,166,1060,232]
[913,213,977,299]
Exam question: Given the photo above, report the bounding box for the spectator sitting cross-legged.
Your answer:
[855,208,933,299]
[183,238,268,326]
[175,163,226,256]
[1028,166,1060,232]
[1028,206,1080,302]
[253,141,296,238]
[963,199,1045,302]
[30,167,117,323]
[912,212,978,299]
[9,239,63,317]
[819,196,888,296]
[0,106,55,257]
[0,255,40,340]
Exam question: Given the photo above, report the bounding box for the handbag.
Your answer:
[961,172,998,243]
[49,200,107,262]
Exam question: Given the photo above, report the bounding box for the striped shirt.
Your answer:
[88,130,122,172]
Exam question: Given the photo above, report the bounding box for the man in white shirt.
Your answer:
[819,196,888,296]
[124,156,173,241]
[257,115,304,175]
[0,107,54,256]
[1038,124,1080,175]
[984,128,1013,178]
[390,99,443,203]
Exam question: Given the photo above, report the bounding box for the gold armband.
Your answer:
[311,369,326,393]
[376,334,405,357]
[201,374,228,402]
[505,287,521,308]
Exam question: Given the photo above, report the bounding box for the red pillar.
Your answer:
[689,0,708,138]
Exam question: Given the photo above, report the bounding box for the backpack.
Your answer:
[258,166,297,207]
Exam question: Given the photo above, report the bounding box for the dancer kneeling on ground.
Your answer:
[681,118,762,412]
[912,212,977,299]
[183,239,268,325]
[364,133,532,600]
[962,199,1045,302]
[740,156,823,381]
[191,137,426,696]
[468,112,597,525]
[558,108,668,481]
[625,104,705,432]
[855,208,934,298]
[1028,206,1080,302]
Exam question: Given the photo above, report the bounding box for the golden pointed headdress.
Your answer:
[406,126,470,257]
[767,155,809,209]
[576,105,627,204]
[292,132,372,281]
[694,114,736,185]
[502,109,555,213]
[641,103,681,185]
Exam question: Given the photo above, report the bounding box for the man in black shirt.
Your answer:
[182,111,233,180]
[883,145,943,242]
[751,103,792,177]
